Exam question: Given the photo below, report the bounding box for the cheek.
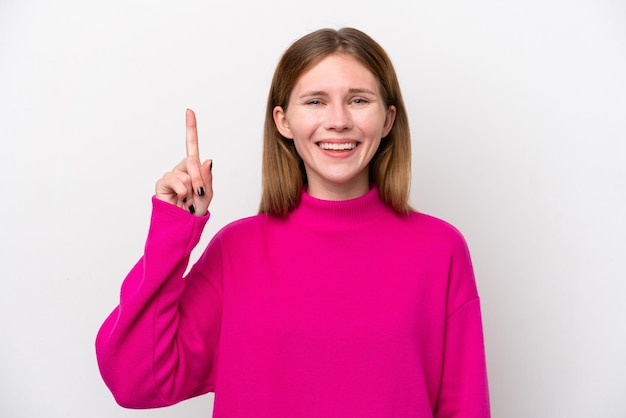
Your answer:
[368,139,383,156]
[355,107,388,130]
[359,117,388,138]
[289,116,319,139]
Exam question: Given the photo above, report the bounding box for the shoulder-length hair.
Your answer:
[258,27,412,217]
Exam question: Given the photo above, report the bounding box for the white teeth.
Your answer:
[318,142,357,150]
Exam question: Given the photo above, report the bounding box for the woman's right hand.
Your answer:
[155,109,213,216]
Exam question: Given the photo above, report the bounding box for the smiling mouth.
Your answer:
[317,142,358,151]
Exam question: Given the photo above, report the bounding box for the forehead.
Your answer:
[292,54,380,93]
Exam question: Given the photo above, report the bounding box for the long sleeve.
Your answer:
[434,235,490,418]
[95,197,223,408]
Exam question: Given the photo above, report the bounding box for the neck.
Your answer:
[305,173,370,201]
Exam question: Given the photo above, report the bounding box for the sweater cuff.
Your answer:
[151,195,210,225]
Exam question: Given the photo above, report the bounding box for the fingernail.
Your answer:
[189,205,196,214]
[210,161,213,171]
[197,187,205,197]
[182,197,187,203]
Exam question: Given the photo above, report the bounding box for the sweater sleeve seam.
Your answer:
[446,297,480,321]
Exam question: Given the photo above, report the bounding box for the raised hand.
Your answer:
[155,109,213,216]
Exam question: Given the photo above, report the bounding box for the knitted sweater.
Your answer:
[96,188,490,417]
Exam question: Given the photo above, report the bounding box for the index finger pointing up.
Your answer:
[185,108,200,159]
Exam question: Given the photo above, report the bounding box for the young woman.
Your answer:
[96,27,490,417]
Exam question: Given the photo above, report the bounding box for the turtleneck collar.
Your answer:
[288,186,394,226]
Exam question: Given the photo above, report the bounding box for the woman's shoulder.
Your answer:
[213,213,273,241]
[403,210,469,247]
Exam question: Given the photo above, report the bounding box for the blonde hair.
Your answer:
[259,27,412,216]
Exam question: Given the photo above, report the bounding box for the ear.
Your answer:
[273,106,293,139]
[382,105,397,138]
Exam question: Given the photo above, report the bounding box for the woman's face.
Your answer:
[273,54,396,201]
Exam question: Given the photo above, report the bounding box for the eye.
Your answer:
[352,97,369,105]
[306,99,322,106]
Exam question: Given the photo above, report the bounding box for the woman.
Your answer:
[96,27,490,417]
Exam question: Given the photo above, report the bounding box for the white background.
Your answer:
[1,0,625,417]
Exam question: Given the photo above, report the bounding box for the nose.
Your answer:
[324,103,352,132]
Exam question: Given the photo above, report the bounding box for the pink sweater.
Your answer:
[96,188,490,417]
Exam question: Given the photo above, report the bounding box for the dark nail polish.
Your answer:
[182,197,187,203]
[189,205,195,214]
[197,187,205,197]
[210,161,213,171]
